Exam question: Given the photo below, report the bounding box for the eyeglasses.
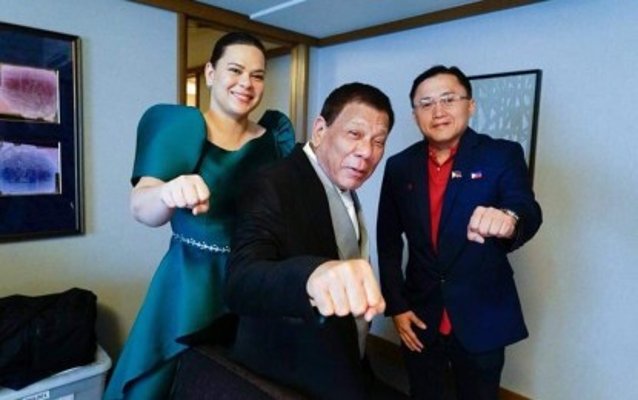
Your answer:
[415,93,469,112]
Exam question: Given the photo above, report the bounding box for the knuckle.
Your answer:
[351,303,365,316]
[318,304,332,315]
[335,307,349,317]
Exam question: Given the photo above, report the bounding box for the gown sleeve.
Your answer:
[258,109,296,158]
[131,104,206,186]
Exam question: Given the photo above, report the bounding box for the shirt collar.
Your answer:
[303,142,353,200]
[427,143,459,166]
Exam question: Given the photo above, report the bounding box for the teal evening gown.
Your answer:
[103,104,295,399]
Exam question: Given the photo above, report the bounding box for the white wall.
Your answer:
[0,0,177,361]
[308,0,638,398]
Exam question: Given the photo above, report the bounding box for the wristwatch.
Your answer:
[500,208,520,223]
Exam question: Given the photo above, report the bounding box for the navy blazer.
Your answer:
[377,129,542,353]
[226,145,368,399]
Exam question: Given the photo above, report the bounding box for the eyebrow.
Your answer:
[420,90,456,99]
[227,62,265,74]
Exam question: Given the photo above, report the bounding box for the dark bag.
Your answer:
[0,287,97,390]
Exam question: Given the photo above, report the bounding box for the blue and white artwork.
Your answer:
[0,140,61,196]
[469,71,540,166]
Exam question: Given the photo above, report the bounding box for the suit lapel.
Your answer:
[352,191,368,259]
[290,146,339,258]
[438,129,479,268]
[305,146,360,260]
[410,142,434,255]
[327,189,360,260]
[292,146,370,356]
[439,131,478,229]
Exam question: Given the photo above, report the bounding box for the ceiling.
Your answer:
[132,0,543,47]
[194,0,483,39]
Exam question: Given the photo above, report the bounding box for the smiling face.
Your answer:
[412,73,475,150]
[205,44,265,118]
[312,102,390,191]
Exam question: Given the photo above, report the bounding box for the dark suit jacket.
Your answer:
[226,145,368,399]
[377,129,542,353]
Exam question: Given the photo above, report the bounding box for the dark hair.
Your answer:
[409,65,472,107]
[209,32,266,66]
[320,82,394,132]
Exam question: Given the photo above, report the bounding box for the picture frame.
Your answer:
[0,22,83,242]
[468,69,541,183]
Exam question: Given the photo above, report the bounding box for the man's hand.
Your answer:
[392,311,426,352]
[467,206,517,244]
[161,174,210,215]
[307,259,386,321]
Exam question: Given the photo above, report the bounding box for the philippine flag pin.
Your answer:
[451,170,462,179]
[471,171,483,179]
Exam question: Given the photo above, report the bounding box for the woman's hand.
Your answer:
[160,174,210,215]
[131,175,210,227]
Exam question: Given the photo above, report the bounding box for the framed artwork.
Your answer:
[468,69,542,182]
[0,22,83,242]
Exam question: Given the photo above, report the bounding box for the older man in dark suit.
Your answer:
[377,65,542,400]
[226,83,396,399]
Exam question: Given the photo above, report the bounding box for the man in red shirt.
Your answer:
[377,65,542,400]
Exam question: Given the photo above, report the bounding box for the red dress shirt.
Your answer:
[427,144,458,335]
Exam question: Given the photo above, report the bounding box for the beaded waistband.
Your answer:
[172,233,230,254]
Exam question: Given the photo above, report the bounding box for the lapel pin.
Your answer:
[451,170,462,179]
[471,171,483,179]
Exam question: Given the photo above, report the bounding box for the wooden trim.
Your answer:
[266,45,293,59]
[500,387,532,400]
[177,12,187,104]
[289,44,309,141]
[130,0,318,46]
[133,0,545,49]
[186,65,204,76]
[318,0,545,46]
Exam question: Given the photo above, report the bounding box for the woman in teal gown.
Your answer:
[104,32,294,400]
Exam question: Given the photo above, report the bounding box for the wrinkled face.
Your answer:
[412,73,475,150]
[205,44,265,118]
[312,102,390,191]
